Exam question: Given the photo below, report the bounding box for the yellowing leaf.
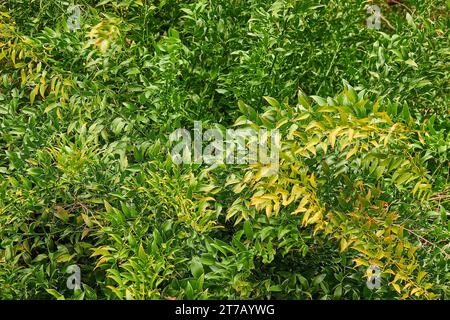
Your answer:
[328,126,343,150]
[263,96,279,108]
[21,69,27,86]
[265,203,273,219]
[353,258,369,267]
[340,238,348,252]
[39,83,46,98]
[54,206,69,222]
[416,271,427,284]
[30,84,39,105]
[384,123,400,146]
[411,287,422,296]
[309,173,316,188]
[345,145,358,160]
[347,128,355,143]
[392,283,401,294]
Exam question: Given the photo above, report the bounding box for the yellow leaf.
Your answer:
[369,140,379,147]
[250,196,266,207]
[30,84,39,105]
[307,211,322,224]
[263,96,280,108]
[347,128,355,143]
[292,205,307,215]
[340,238,348,252]
[411,287,421,296]
[384,123,400,146]
[328,126,343,150]
[21,69,27,86]
[298,195,309,208]
[401,293,409,299]
[309,173,316,188]
[56,108,63,120]
[416,271,427,284]
[345,145,358,160]
[305,121,324,132]
[301,211,310,226]
[265,203,273,219]
[353,258,368,267]
[11,49,16,65]
[317,106,336,113]
[54,206,69,221]
[273,201,280,215]
[91,246,112,257]
[294,113,311,121]
[50,76,57,92]
[254,166,272,181]
[81,229,90,240]
[94,256,109,269]
[81,213,93,227]
[39,83,47,98]
[392,283,401,294]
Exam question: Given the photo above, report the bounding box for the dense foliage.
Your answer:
[0,0,448,299]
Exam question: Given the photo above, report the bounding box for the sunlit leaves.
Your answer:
[226,88,440,298]
[0,0,447,301]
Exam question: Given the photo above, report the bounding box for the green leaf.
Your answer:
[30,88,36,105]
[190,258,204,279]
[402,104,411,123]
[46,289,65,300]
[185,281,194,299]
[406,13,416,29]
[313,274,326,286]
[311,95,327,106]
[243,220,254,240]
[263,96,280,108]
[404,59,418,69]
[333,285,343,298]
[297,91,311,109]
[54,206,70,222]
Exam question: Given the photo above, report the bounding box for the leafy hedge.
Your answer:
[0,0,448,299]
